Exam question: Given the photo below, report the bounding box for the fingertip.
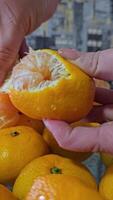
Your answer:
[43,119,54,127]
[58,49,63,54]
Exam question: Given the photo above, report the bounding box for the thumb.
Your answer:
[0,24,25,85]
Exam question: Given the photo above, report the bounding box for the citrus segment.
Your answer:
[25,175,104,200]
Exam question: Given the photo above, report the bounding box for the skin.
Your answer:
[44,48,113,154]
[0,0,59,84]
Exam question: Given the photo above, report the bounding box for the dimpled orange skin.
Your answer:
[17,113,44,134]
[0,126,49,183]
[99,164,113,200]
[25,175,104,200]
[9,49,95,122]
[101,153,113,167]
[13,154,97,199]
[0,93,20,128]
[0,184,18,200]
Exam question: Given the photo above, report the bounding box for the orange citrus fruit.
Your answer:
[17,113,44,134]
[99,164,113,200]
[0,184,17,200]
[43,122,99,161]
[0,91,44,133]
[6,49,95,122]
[71,121,100,128]
[25,175,104,200]
[0,125,49,183]
[0,92,20,128]
[101,153,113,167]
[13,154,96,199]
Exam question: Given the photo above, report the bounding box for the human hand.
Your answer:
[0,0,59,84]
[44,48,113,154]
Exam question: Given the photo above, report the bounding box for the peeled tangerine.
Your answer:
[25,175,104,200]
[13,154,97,199]
[5,49,95,122]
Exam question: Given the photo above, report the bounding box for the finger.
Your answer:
[44,119,113,154]
[44,119,98,152]
[59,48,113,80]
[95,87,113,104]
[19,38,29,58]
[84,104,113,123]
[75,49,113,80]
[58,48,82,60]
[99,122,113,154]
[0,23,25,85]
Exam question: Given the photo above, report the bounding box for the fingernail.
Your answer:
[43,119,51,126]
[58,49,63,54]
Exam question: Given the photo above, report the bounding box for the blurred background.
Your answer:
[27,0,113,52]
